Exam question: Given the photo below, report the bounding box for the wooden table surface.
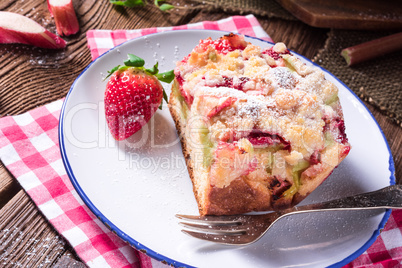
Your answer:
[0,0,401,266]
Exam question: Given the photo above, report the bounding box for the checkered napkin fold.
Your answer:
[0,15,401,268]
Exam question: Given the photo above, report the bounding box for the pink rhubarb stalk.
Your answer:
[341,32,402,66]
[47,0,79,36]
[0,11,66,49]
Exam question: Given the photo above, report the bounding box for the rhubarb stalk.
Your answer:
[47,0,79,36]
[341,32,402,66]
[0,11,66,49]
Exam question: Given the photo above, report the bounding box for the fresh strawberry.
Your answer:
[104,54,174,141]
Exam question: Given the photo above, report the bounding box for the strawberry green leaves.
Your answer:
[105,65,121,80]
[109,0,175,11]
[156,70,174,83]
[154,0,175,11]
[159,4,174,11]
[159,88,169,110]
[107,54,174,83]
[124,54,145,67]
[145,62,159,75]
[109,0,145,7]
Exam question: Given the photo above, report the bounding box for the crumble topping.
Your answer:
[173,34,350,192]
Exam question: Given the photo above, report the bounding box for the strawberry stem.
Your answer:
[104,65,121,80]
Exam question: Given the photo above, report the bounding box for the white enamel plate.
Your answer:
[59,30,395,268]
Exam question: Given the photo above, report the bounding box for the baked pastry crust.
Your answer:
[169,34,351,215]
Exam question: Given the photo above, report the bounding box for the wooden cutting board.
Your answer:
[276,0,402,30]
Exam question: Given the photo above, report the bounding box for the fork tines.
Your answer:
[176,215,246,236]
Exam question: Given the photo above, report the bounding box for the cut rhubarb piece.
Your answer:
[199,124,214,167]
[47,0,79,36]
[341,32,402,66]
[206,97,237,118]
[197,95,237,119]
[0,11,66,49]
[175,74,193,105]
[245,131,291,150]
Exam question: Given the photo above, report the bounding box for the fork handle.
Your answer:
[295,185,402,212]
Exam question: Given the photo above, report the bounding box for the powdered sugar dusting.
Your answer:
[269,67,299,90]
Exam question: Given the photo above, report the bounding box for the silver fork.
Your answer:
[176,184,402,245]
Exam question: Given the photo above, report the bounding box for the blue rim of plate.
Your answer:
[59,29,396,268]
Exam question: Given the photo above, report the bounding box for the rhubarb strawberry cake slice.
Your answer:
[169,34,351,215]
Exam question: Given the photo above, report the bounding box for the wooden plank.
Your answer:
[0,163,20,209]
[0,190,80,267]
[53,256,87,268]
[277,0,402,30]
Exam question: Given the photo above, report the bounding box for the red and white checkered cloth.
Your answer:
[0,15,401,268]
